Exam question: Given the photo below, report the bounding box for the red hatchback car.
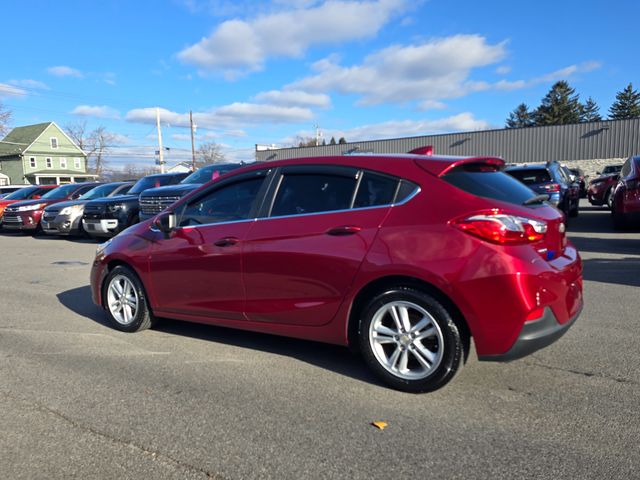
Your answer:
[2,182,99,233]
[91,153,583,392]
[611,155,640,229]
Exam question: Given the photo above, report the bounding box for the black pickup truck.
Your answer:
[82,172,188,238]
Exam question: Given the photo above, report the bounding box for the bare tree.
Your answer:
[293,135,317,147]
[0,101,12,137]
[64,122,114,177]
[196,141,225,167]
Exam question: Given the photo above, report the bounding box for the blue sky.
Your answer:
[1,0,638,170]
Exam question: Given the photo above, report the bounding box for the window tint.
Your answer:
[271,173,357,217]
[395,180,419,203]
[178,177,264,227]
[353,172,398,208]
[444,171,537,205]
[506,168,551,185]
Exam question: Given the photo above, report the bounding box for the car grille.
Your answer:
[139,196,182,215]
[2,214,22,224]
[83,203,106,217]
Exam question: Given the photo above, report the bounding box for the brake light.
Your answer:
[525,307,546,322]
[451,212,547,245]
[544,183,560,193]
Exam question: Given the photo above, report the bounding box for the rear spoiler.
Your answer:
[438,157,505,177]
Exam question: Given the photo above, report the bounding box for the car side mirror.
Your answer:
[153,211,176,237]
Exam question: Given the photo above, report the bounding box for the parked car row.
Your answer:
[0,164,244,238]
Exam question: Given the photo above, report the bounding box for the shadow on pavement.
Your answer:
[57,285,381,387]
[570,236,640,256]
[582,257,640,288]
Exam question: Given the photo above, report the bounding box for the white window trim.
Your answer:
[74,158,82,169]
[60,157,67,169]
[50,137,59,149]
[46,157,53,169]
[30,157,37,168]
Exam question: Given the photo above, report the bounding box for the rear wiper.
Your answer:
[523,194,549,205]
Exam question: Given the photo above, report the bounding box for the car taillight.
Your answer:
[451,212,547,245]
[544,183,560,193]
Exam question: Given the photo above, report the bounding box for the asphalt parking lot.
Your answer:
[1,199,639,479]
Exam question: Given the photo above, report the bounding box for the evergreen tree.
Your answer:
[534,81,582,125]
[581,97,602,122]
[338,137,347,144]
[609,83,640,119]
[329,136,336,145]
[505,103,534,128]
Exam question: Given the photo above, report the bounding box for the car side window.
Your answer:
[620,159,631,177]
[353,172,398,208]
[271,173,357,217]
[178,177,264,227]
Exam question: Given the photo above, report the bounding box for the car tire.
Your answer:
[605,188,614,210]
[358,287,465,393]
[612,209,628,230]
[569,199,579,217]
[102,265,155,332]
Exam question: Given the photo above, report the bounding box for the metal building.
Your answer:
[254,119,640,170]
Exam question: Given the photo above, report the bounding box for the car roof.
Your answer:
[236,154,505,178]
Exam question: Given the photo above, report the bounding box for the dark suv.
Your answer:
[611,156,640,229]
[505,162,579,218]
[90,153,583,393]
[82,172,188,238]
[138,163,244,221]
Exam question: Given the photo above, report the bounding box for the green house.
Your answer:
[0,122,96,185]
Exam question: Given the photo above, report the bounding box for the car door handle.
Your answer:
[326,225,362,236]
[214,237,239,247]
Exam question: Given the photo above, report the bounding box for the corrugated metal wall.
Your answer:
[254,118,640,162]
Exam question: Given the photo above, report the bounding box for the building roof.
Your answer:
[0,122,51,157]
[26,169,98,177]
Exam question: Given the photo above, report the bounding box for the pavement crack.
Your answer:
[0,390,227,479]
[524,361,637,385]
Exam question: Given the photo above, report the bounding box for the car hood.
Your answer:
[6,198,62,208]
[87,194,139,206]
[590,173,619,184]
[44,199,91,211]
[139,183,201,197]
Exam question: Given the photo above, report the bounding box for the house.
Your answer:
[0,122,97,185]
[167,161,193,173]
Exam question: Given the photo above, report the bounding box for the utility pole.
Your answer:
[190,110,196,172]
[315,124,322,146]
[156,108,165,174]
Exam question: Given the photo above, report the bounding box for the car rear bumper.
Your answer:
[478,304,582,361]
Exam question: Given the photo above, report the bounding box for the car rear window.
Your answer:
[443,170,538,205]
[505,168,551,185]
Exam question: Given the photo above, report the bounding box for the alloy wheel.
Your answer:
[106,274,139,325]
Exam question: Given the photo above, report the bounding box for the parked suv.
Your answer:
[505,161,579,218]
[139,163,244,221]
[587,164,623,208]
[2,183,99,234]
[42,182,134,236]
[0,185,56,224]
[82,172,188,238]
[611,156,640,229]
[90,153,583,393]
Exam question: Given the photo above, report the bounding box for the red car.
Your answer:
[587,164,623,208]
[611,155,640,229]
[2,182,99,233]
[91,153,583,392]
[0,185,56,222]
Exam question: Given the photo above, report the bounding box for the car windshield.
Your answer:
[79,183,121,200]
[181,164,240,184]
[505,168,552,185]
[41,184,80,199]
[603,165,622,174]
[444,168,538,205]
[3,187,40,200]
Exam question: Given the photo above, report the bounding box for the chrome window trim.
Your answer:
[151,184,421,231]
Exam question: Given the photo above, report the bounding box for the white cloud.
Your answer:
[291,35,507,106]
[492,61,603,91]
[70,105,121,119]
[496,65,511,75]
[0,83,27,98]
[289,113,491,143]
[253,89,331,108]
[126,103,313,130]
[8,79,50,90]
[178,0,407,77]
[47,66,83,78]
